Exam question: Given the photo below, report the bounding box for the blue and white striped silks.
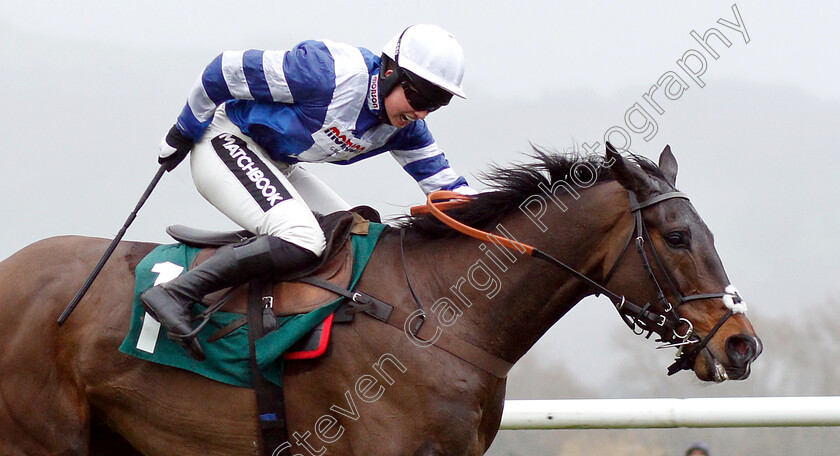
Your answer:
[174,39,469,194]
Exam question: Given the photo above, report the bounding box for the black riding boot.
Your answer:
[139,235,319,361]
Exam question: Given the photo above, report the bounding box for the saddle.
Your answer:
[166,208,379,355]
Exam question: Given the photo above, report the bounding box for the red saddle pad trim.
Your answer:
[284,314,335,360]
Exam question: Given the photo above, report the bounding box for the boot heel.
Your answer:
[167,332,207,361]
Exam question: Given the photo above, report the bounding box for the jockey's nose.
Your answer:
[414,110,429,120]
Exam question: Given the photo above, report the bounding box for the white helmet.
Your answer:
[382,24,466,99]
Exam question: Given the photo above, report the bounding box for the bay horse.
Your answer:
[0,145,760,455]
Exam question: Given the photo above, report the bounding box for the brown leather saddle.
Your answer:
[166,209,376,354]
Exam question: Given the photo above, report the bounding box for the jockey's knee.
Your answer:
[260,203,327,257]
[275,225,326,258]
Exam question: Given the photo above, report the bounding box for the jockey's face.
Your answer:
[383,70,431,128]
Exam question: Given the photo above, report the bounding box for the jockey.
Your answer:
[140,24,476,360]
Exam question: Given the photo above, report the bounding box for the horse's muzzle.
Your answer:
[723,333,762,380]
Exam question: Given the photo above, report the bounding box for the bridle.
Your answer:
[601,190,743,375]
[414,189,745,376]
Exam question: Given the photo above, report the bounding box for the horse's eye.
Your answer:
[664,231,690,249]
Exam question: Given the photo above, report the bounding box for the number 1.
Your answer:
[136,262,184,353]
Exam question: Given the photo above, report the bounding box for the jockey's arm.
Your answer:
[172,42,334,141]
[390,141,476,196]
[158,43,336,170]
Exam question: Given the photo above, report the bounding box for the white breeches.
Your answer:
[189,107,350,256]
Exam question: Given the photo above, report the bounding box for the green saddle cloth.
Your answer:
[119,223,386,387]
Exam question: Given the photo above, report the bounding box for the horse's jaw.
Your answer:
[692,348,751,382]
[692,353,730,382]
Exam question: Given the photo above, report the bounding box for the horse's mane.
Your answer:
[397,148,665,238]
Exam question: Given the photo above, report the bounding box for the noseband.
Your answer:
[417,189,744,376]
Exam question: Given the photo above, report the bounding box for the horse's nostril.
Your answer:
[725,334,757,364]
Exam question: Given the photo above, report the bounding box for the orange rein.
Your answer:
[409,190,535,256]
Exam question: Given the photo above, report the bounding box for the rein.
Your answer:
[412,189,742,376]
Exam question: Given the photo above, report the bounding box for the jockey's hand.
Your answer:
[158,125,194,171]
[452,185,479,196]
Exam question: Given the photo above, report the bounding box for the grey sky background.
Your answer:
[2,0,838,393]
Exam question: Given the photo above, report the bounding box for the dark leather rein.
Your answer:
[412,189,744,377]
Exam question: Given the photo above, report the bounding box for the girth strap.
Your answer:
[247,279,289,456]
[297,276,514,378]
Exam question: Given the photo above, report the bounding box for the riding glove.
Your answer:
[158,125,194,171]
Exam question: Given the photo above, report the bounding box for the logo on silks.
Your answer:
[324,127,369,155]
[368,74,381,111]
[212,133,293,212]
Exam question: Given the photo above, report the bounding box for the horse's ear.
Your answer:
[658,145,678,187]
[605,142,653,195]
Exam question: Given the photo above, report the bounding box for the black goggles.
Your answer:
[399,69,453,112]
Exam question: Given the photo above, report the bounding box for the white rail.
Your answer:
[500,397,840,429]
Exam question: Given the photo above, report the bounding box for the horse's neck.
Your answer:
[407,182,629,364]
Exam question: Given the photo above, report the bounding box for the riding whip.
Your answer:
[57,163,168,325]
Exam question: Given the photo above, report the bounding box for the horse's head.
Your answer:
[603,142,761,382]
